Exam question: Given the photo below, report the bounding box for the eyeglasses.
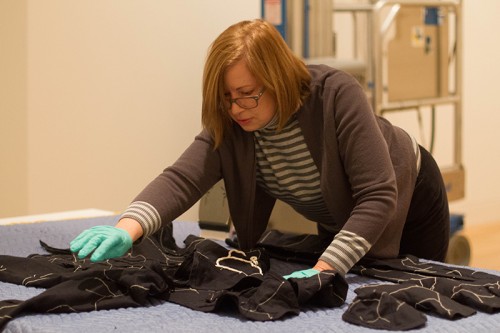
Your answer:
[223,88,266,110]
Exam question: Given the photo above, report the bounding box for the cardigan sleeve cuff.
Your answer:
[120,201,162,241]
[319,230,371,275]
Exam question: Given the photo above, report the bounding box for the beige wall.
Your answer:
[453,0,500,225]
[0,0,28,217]
[1,0,259,220]
[2,0,500,227]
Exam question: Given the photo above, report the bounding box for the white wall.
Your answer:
[0,0,28,217]
[452,0,500,225]
[1,0,500,227]
[1,0,260,220]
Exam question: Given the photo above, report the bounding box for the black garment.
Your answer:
[258,230,500,331]
[164,234,347,318]
[343,255,500,330]
[255,229,330,265]
[400,145,450,261]
[2,228,499,331]
[0,226,347,331]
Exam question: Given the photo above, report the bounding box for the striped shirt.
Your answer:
[254,115,371,275]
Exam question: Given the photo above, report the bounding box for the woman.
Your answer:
[70,19,449,278]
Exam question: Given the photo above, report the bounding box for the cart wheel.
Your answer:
[446,233,471,266]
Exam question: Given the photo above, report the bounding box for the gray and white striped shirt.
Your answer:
[254,115,370,274]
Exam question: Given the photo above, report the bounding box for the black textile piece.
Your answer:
[0,226,347,330]
[258,230,500,331]
[2,227,499,331]
[256,229,329,265]
[342,289,427,331]
[343,256,500,330]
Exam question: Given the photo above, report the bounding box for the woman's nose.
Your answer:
[229,101,245,114]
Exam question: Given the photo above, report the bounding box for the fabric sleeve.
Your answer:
[121,130,223,238]
[319,230,371,275]
[120,201,162,239]
[313,67,401,255]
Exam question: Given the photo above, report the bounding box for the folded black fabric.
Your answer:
[352,255,500,314]
[342,290,427,331]
[341,256,500,330]
[0,227,347,330]
[350,282,476,320]
[257,230,500,330]
[3,227,499,331]
[256,229,328,265]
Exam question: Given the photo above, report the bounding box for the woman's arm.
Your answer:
[115,217,144,242]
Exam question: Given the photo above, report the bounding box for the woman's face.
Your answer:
[223,59,276,132]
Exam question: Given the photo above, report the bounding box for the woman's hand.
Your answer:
[69,218,143,262]
[313,260,336,272]
[283,260,336,279]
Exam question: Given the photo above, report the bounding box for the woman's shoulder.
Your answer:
[305,64,364,106]
[307,63,358,86]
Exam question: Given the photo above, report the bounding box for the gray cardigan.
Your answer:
[130,65,418,260]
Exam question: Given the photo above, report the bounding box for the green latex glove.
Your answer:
[283,268,320,280]
[70,225,133,262]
